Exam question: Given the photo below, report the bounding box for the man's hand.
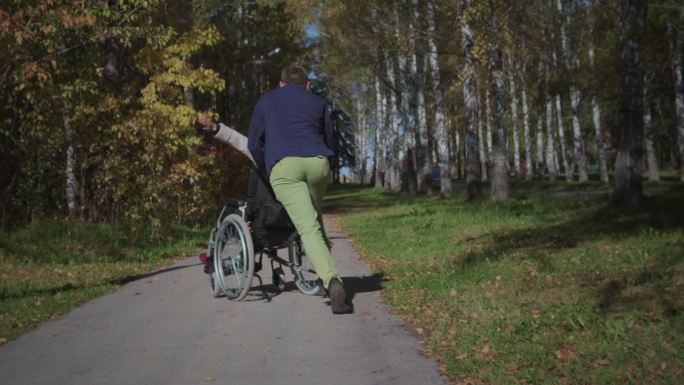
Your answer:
[197,114,218,133]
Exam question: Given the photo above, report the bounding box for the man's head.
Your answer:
[280,64,310,90]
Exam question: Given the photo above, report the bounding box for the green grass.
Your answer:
[326,185,684,385]
[0,220,208,343]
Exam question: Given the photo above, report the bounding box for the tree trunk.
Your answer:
[374,77,385,188]
[426,1,449,196]
[490,44,509,202]
[485,92,493,173]
[613,0,646,207]
[477,106,488,181]
[508,58,521,176]
[427,0,452,197]
[588,47,610,183]
[545,94,558,181]
[536,110,545,178]
[669,10,684,182]
[64,99,78,218]
[570,85,588,182]
[556,0,587,182]
[555,93,572,180]
[521,81,533,180]
[462,0,482,201]
[643,80,660,182]
[411,0,430,193]
[385,57,401,192]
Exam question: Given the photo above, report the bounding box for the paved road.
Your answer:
[0,216,448,385]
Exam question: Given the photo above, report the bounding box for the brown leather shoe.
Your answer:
[328,279,353,314]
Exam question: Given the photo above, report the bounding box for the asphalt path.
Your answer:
[0,216,448,385]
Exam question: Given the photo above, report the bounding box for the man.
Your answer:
[199,64,352,314]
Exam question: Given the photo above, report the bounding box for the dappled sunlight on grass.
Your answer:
[327,185,684,384]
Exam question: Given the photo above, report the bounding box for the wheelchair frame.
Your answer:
[205,197,322,301]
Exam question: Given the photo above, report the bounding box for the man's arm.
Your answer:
[214,124,256,165]
[247,100,266,170]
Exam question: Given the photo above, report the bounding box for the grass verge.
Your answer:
[0,220,207,343]
[327,185,684,385]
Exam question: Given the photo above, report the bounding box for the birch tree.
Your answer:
[426,0,452,197]
[613,0,647,207]
[462,0,483,201]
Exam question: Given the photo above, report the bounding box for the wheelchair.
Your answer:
[202,168,323,300]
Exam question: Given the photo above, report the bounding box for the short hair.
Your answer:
[281,65,309,87]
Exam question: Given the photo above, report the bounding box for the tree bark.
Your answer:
[613,0,646,207]
[545,92,558,181]
[536,110,545,178]
[643,74,660,182]
[588,46,609,182]
[374,77,385,188]
[490,44,509,202]
[477,105,488,181]
[669,10,684,182]
[508,58,521,176]
[521,81,533,180]
[411,0,430,193]
[570,85,588,182]
[427,0,452,197]
[64,99,78,218]
[462,0,482,201]
[555,93,572,180]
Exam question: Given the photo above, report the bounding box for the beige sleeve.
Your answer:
[214,123,256,166]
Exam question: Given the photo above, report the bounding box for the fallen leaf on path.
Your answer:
[593,359,610,366]
[415,327,424,335]
[371,368,382,374]
[554,346,575,360]
[203,376,215,382]
[544,275,553,285]
[0,337,7,345]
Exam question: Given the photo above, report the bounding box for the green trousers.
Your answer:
[269,156,339,289]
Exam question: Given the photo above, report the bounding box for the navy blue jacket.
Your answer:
[247,84,334,176]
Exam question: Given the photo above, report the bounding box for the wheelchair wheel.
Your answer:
[213,214,254,300]
[209,272,222,298]
[289,239,322,296]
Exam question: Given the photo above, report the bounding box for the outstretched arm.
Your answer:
[197,114,256,166]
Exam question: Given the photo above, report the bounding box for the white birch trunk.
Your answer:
[670,10,684,182]
[64,100,78,217]
[374,77,385,188]
[410,0,428,192]
[522,83,533,180]
[588,47,609,182]
[490,41,509,202]
[461,0,482,201]
[385,58,400,191]
[426,0,452,197]
[477,108,488,180]
[643,76,660,182]
[570,85,588,182]
[643,97,659,183]
[546,95,558,181]
[536,111,545,177]
[555,93,572,180]
[507,60,521,176]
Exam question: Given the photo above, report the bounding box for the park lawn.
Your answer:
[0,220,208,343]
[327,186,684,385]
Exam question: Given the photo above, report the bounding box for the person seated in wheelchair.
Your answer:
[198,64,353,314]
